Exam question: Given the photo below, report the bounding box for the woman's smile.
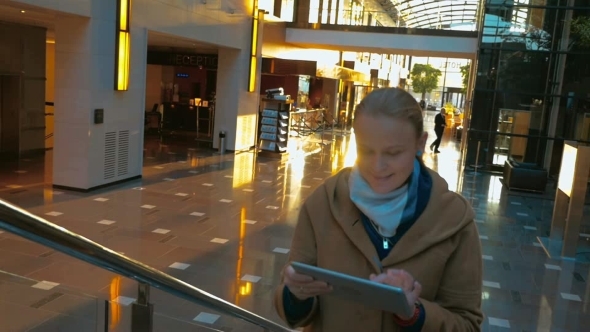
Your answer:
[370,174,394,182]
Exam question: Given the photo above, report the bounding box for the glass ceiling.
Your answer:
[390,0,480,29]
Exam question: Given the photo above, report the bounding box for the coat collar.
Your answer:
[329,169,383,273]
[324,167,474,271]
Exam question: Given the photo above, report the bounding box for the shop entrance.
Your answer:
[0,75,21,159]
[144,48,218,149]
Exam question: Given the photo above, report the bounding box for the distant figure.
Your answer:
[419,100,426,110]
[430,108,446,153]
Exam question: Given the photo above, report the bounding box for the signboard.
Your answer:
[147,51,218,69]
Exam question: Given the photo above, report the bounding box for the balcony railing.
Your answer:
[0,198,293,332]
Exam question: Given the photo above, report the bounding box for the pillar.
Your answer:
[53,3,147,190]
[296,0,311,23]
[213,13,263,152]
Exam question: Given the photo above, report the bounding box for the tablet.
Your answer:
[291,261,413,317]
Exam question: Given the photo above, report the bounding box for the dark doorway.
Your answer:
[191,82,201,99]
[206,70,216,99]
[0,75,21,159]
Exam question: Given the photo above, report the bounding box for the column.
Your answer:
[53,3,147,190]
[543,1,574,171]
[213,14,263,152]
[296,0,311,24]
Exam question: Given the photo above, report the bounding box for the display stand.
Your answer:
[258,98,292,159]
[538,142,590,260]
[496,109,531,161]
[575,113,590,141]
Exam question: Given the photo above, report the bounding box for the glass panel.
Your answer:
[476,50,554,94]
[309,0,320,23]
[467,1,590,172]
[299,0,480,29]
[280,0,295,22]
[0,269,103,331]
[563,10,590,143]
[0,233,284,332]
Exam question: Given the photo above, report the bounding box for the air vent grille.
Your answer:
[104,132,117,179]
[117,130,129,176]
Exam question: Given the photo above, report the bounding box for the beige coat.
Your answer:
[274,167,483,331]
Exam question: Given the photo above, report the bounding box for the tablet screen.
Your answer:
[291,261,413,317]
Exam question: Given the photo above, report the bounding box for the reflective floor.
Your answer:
[0,111,589,331]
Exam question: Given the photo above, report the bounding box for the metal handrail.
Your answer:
[0,199,292,332]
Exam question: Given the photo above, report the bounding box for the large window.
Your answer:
[467,0,590,174]
[393,0,480,29]
[304,0,481,29]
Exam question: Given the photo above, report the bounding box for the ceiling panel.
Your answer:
[0,1,58,29]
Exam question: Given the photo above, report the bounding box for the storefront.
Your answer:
[144,50,218,145]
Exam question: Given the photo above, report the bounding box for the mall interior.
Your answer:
[0,0,590,330]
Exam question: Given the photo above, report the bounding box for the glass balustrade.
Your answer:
[0,199,291,332]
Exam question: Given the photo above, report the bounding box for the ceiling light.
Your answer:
[20,10,26,13]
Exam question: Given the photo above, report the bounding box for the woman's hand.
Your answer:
[284,265,333,301]
[370,269,422,319]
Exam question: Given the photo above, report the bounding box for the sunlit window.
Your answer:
[392,0,480,29]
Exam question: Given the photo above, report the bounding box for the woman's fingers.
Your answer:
[412,280,422,297]
[287,281,333,300]
[283,265,334,301]
[399,270,415,291]
[287,280,331,290]
[386,269,416,291]
[370,273,403,288]
[284,265,314,282]
[375,269,421,295]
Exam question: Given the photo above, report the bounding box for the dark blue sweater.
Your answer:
[283,167,432,330]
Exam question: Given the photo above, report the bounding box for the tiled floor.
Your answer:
[1,111,589,331]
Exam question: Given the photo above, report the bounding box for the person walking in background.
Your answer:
[430,107,446,153]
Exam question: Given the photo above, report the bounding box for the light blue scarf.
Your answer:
[349,159,421,237]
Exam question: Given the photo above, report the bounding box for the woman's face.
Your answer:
[353,113,427,194]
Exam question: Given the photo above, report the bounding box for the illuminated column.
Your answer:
[213,6,264,152]
[53,1,147,190]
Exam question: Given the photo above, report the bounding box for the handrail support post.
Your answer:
[132,282,154,332]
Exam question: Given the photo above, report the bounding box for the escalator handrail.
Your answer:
[0,198,292,332]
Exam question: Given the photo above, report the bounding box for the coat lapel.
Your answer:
[333,175,383,273]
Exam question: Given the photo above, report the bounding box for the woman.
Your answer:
[273,88,483,331]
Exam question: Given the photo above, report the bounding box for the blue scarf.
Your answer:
[349,158,421,237]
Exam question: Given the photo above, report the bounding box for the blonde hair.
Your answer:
[353,88,424,138]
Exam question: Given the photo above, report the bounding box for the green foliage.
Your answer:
[410,64,442,100]
[460,63,470,93]
[571,16,590,49]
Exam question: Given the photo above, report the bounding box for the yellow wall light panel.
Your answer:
[251,22,258,55]
[115,0,131,91]
[119,0,130,31]
[116,31,130,91]
[248,56,257,92]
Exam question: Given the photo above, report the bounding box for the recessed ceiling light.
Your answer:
[20,10,25,13]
